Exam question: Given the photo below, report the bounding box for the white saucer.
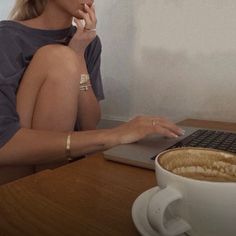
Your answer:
[132,187,185,236]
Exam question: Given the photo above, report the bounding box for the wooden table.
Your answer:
[0,119,236,236]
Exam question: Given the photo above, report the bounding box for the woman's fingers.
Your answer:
[69,3,97,55]
[74,18,84,32]
[84,4,97,24]
[151,117,184,136]
[133,116,184,138]
[154,125,180,138]
[78,10,92,27]
[115,116,184,145]
[74,4,96,31]
[78,4,96,30]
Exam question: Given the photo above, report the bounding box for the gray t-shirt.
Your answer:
[0,20,104,148]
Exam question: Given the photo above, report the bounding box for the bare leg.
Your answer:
[0,45,87,182]
[17,44,85,131]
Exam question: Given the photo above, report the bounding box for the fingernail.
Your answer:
[180,129,185,135]
[171,133,179,138]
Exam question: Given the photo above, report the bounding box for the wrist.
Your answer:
[104,128,122,148]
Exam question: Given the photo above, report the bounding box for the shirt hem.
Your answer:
[0,123,21,149]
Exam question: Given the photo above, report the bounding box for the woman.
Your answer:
[0,0,183,183]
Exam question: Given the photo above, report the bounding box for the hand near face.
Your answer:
[69,4,97,55]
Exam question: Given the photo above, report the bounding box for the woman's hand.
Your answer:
[69,4,97,55]
[109,116,185,146]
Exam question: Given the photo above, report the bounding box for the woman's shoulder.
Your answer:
[0,21,15,34]
[0,20,40,38]
[0,21,22,42]
[0,23,20,56]
[0,20,21,31]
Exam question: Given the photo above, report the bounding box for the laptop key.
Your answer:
[168,129,236,154]
[150,129,236,161]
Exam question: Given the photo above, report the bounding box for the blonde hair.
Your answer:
[9,0,47,21]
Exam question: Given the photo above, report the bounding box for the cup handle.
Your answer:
[147,186,191,236]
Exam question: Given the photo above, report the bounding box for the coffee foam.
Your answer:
[159,149,236,182]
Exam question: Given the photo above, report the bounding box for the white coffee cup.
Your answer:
[146,148,236,236]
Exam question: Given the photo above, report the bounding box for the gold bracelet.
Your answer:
[80,74,90,85]
[80,74,91,91]
[66,132,73,162]
[80,84,91,91]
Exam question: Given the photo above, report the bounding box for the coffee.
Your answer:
[158,148,236,182]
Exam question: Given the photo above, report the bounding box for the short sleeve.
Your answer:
[0,29,22,148]
[0,84,20,148]
[84,36,104,101]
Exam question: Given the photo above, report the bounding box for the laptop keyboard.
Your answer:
[169,129,236,152]
[151,129,236,160]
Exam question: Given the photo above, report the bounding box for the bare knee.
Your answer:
[36,44,77,60]
[35,44,82,77]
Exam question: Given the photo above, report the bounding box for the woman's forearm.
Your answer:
[0,128,116,166]
[73,54,101,130]
[77,89,101,130]
[0,116,184,166]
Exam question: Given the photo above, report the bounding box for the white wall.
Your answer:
[0,0,14,20]
[96,0,236,123]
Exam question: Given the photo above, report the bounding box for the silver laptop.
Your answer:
[103,125,236,170]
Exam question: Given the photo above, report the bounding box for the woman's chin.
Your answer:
[75,16,83,20]
[73,11,84,20]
